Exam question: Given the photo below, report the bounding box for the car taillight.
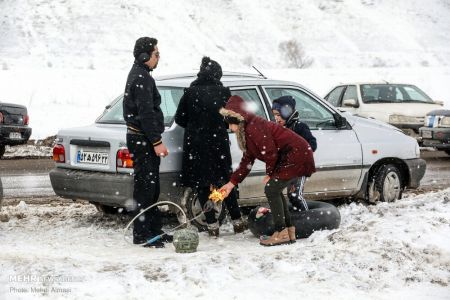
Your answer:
[117,148,133,168]
[53,144,65,162]
[24,114,29,125]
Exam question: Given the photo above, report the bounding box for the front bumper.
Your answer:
[404,158,426,188]
[0,125,32,146]
[419,127,450,150]
[49,167,184,208]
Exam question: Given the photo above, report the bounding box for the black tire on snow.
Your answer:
[186,191,226,232]
[247,201,341,239]
[94,203,123,214]
[374,164,403,202]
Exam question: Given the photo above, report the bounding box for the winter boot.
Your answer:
[259,228,290,246]
[207,221,220,238]
[232,217,248,234]
[287,226,296,244]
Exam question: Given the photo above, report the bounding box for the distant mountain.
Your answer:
[1,0,449,71]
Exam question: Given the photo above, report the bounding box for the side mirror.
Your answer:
[105,104,111,109]
[434,100,444,106]
[334,113,348,129]
[342,98,359,108]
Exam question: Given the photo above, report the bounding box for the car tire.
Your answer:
[185,190,226,232]
[94,203,123,214]
[0,145,5,159]
[374,164,403,202]
[445,150,450,156]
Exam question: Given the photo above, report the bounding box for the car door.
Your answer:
[228,87,268,204]
[263,86,363,198]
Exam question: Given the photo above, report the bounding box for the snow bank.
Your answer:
[1,189,449,299]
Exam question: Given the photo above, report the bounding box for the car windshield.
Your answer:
[360,84,433,104]
[96,86,184,126]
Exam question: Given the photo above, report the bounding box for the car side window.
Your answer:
[97,87,184,126]
[342,85,357,101]
[159,87,184,124]
[265,87,336,129]
[230,88,267,119]
[325,86,345,107]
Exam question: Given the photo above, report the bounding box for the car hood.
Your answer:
[343,112,419,159]
[343,112,400,132]
[358,102,442,117]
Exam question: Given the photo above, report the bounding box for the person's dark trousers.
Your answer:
[288,176,309,211]
[265,178,293,232]
[197,186,242,224]
[127,133,162,242]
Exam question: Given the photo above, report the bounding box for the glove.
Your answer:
[203,200,215,212]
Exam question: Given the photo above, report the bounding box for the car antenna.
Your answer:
[252,66,267,79]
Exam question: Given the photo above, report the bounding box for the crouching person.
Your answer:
[219,96,316,246]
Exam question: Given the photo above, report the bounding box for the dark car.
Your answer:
[420,109,450,155]
[0,102,32,158]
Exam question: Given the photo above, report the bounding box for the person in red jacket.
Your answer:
[219,95,316,246]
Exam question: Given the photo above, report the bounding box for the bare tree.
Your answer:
[279,39,313,68]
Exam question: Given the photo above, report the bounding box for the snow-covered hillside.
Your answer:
[1,0,450,70]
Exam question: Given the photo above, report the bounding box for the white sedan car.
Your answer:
[324,83,442,139]
[50,73,426,229]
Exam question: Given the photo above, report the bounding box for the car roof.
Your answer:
[155,72,303,88]
[335,82,418,86]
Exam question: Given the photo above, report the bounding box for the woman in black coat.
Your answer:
[174,57,245,237]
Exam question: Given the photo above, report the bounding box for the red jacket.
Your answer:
[222,96,316,185]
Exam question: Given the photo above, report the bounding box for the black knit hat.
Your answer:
[272,95,296,120]
[133,37,158,58]
[198,56,223,80]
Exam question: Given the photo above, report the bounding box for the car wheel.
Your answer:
[445,150,450,156]
[185,191,226,231]
[0,145,5,159]
[374,164,403,202]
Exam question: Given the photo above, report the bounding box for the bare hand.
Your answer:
[154,143,169,157]
[219,182,235,198]
[263,175,271,185]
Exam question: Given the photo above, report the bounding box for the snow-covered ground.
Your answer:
[1,190,449,299]
[1,1,450,299]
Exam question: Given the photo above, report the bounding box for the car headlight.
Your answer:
[389,115,420,124]
[439,116,450,128]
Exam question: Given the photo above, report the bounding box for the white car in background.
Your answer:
[49,73,426,230]
[324,83,443,140]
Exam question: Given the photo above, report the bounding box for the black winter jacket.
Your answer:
[174,76,232,188]
[123,61,164,145]
[285,111,317,152]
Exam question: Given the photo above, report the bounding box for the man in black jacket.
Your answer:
[272,95,317,212]
[123,37,170,248]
